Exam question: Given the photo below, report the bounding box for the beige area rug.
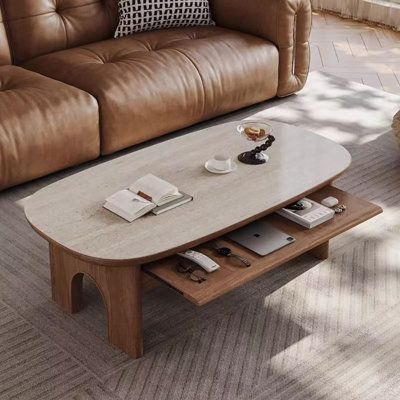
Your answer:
[0,72,399,400]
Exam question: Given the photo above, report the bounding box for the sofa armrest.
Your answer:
[211,0,312,97]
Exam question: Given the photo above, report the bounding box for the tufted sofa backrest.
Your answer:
[0,4,11,65]
[1,0,119,65]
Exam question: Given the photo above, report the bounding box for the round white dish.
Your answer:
[205,160,238,174]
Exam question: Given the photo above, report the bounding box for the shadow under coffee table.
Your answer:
[24,121,382,358]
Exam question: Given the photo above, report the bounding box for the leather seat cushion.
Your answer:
[1,0,118,64]
[25,26,279,155]
[0,66,100,190]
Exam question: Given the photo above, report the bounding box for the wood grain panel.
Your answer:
[50,244,143,358]
[144,186,382,306]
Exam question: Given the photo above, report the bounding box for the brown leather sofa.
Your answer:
[0,0,312,190]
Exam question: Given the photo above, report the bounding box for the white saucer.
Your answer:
[205,161,238,174]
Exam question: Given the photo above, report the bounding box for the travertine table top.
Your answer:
[25,120,351,265]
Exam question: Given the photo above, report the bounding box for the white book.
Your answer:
[276,198,335,229]
[129,174,183,206]
[104,190,155,222]
[104,174,188,222]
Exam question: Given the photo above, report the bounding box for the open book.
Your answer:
[104,190,155,223]
[129,174,182,206]
[104,174,191,222]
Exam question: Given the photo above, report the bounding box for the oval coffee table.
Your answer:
[25,121,381,358]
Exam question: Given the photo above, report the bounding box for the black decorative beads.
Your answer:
[238,135,276,165]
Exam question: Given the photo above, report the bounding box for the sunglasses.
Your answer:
[176,263,207,283]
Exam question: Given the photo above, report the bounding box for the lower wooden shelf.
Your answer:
[143,186,382,306]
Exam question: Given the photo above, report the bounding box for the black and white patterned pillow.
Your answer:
[115,0,214,38]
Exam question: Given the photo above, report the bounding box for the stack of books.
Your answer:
[276,198,335,229]
[104,174,192,222]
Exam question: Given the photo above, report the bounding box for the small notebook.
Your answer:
[104,174,190,222]
[152,192,193,215]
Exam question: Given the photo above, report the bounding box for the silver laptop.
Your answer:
[227,221,295,256]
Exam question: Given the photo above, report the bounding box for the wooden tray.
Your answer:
[143,186,382,306]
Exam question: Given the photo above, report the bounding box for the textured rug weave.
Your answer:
[0,72,399,400]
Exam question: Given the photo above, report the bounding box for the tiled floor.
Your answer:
[311,12,400,94]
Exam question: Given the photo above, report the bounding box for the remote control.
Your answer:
[178,250,220,273]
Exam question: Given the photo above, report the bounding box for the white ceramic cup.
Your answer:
[209,154,232,171]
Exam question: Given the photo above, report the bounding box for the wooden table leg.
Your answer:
[49,243,143,359]
[309,241,330,260]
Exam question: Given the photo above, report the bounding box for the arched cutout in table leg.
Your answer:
[49,243,143,359]
[70,273,84,313]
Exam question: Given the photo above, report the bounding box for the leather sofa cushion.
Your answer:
[211,0,312,97]
[1,0,118,64]
[0,66,100,190]
[0,6,11,65]
[25,26,279,155]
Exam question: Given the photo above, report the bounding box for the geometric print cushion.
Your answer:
[115,0,214,38]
